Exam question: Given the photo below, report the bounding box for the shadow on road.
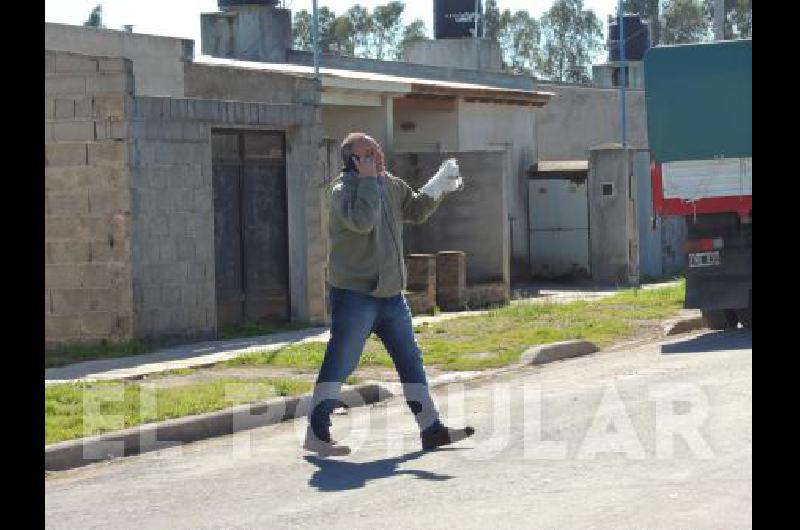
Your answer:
[661,329,752,355]
[304,448,460,491]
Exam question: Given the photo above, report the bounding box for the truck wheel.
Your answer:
[702,309,738,330]
[737,308,752,329]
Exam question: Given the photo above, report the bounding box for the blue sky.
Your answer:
[45,1,621,58]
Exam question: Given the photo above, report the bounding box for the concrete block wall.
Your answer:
[457,101,536,281]
[392,151,509,288]
[200,5,292,63]
[45,23,193,98]
[129,94,327,339]
[45,51,136,349]
[184,63,326,325]
[403,39,504,73]
[127,98,216,342]
[314,138,341,324]
[534,84,648,161]
[184,63,319,105]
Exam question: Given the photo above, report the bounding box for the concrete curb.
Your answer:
[45,318,681,471]
[663,316,705,336]
[520,340,600,365]
[45,384,393,472]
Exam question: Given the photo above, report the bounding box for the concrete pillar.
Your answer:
[436,251,467,310]
[405,254,436,314]
[587,146,639,286]
[383,95,395,157]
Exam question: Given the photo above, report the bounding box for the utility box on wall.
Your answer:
[588,146,639,285]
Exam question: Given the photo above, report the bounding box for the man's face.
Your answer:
[352,136,385,174]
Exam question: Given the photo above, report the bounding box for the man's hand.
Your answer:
[420,158,464,200]
[354,154,378,178]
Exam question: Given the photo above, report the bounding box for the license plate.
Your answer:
[689,251,720,268]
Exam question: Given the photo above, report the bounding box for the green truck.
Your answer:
[644,39,752,329]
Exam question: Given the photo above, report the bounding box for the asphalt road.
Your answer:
[45,329,752,529]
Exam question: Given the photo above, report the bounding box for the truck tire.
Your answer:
[737,308,752,329]
[702,309,738,330]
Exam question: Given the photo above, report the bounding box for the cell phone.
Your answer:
[344,155,359,173]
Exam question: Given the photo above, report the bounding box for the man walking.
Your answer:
[305,132,475,456]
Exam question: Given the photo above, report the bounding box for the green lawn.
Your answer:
[218,281,685,372]
[45,281,685,446]
[45,377,313,446]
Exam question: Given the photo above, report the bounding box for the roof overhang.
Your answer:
[194,55,554,108]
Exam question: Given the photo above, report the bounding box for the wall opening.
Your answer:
[211,129,290,329]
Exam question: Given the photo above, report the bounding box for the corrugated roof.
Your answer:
[194,55,553,107]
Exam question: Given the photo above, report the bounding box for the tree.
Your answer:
[703,0,751,39]
[292,7,339,53]
[316,7,337,52]
[84,5,104,28]
[538,0,603,84]
[498,10,541,75]
[327,16,355,55]
[346,4,374,58]
[372,1,406,60]
[397,19,428,60]
[292,10,312,51]
[484,0,503,41]
[291,2,432,61]
[661,0,709,44]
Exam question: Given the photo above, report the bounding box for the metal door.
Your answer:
[212,130,289,328]
[528,179,590,279]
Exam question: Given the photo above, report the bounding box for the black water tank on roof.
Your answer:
[608,14,651,61]
[434,0,483,39]
[218,0,280,8]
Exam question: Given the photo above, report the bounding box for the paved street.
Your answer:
[45,328,751,529]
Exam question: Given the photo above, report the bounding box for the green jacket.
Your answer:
[327,171,441,297]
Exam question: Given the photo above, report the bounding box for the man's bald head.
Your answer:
[341,132,377,165]
[340,132,385,174]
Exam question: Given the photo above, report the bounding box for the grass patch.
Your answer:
[215,281,685,373]
[45,283,684,444]
[45,340,154,369]
[45,377,313,445]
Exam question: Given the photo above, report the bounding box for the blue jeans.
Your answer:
[309,287,443,440]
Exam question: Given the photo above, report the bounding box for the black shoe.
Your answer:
[421,425,476,450]
[303,428,351,457]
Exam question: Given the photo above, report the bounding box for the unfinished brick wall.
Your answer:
[405,254,437,314]
[128,96,326,340]
[45,51,136,349]
[46,49,327,348]
[436,251,467,310]
[127,99,216,341]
